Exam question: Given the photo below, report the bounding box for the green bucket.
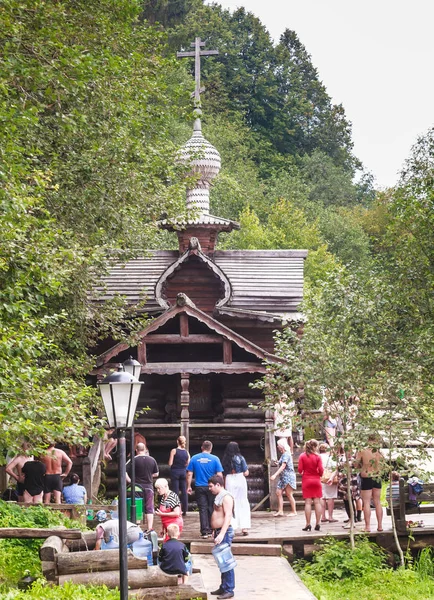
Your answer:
[127,497,143,523]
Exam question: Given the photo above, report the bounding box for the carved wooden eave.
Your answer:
[155,238,232,310]
[94,293,282,375]
[216,306,305,324]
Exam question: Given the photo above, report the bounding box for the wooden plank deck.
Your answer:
[153,507,434,562]
[157,507,434,545]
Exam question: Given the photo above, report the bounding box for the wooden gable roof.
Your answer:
[95,294,282,376]
[93,249,307,318]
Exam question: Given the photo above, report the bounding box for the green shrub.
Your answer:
[301,567,434,600]
[414,547,434,580]
[0,501,86,587]
[1,580,119,599]
[295,536,388,581]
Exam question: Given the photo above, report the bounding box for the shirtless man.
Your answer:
[5,444,33,502]
[208,474,235,600]
[41,443,73,504]
[355,435,385,532]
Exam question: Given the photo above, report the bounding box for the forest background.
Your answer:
[1,0,433,456]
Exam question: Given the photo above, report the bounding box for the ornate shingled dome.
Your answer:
[179,117,221,215]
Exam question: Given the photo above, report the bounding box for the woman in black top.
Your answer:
[168,436,190,516]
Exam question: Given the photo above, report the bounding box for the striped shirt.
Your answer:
[160,491,181,510]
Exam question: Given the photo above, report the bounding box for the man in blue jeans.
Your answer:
[186,441,223,538]
[209,474,235,599]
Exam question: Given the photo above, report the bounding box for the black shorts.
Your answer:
[360,476,382,491]
[44,474,63,493]
[16,482,25,496]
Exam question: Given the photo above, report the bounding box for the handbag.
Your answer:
[321,457,338,484]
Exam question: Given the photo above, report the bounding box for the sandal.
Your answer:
[273,512,284,517]
[242,530,249,536]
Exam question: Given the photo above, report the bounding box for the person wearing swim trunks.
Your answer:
[355,435,385,532]
[41,443,73,504]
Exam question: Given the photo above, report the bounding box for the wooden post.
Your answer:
[180,372,190,448]
[265,407,278,511]
[138,341,147,365]
[0,465,7,491]
[180,313,189,338]
[82,435,103,502]
[222,338,232,364]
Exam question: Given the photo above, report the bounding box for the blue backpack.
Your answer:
[407,477,424,510]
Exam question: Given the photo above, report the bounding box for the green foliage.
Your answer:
[296,537,387,581]
[0,501,84,587]
[297,538,434,600]
[0,0,191,453]
[301,568,434,600]
[414,547,434,580]
[3,580,119,599]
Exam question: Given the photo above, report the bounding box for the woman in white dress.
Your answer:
[319,443,338,522]
[222,441,251,536]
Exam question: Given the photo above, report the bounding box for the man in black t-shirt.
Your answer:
[126,442,159,530]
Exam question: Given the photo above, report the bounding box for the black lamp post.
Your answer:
[99,366,143,600]
[122,356,142,524]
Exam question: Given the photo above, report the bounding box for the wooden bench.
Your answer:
[386,478,434,532]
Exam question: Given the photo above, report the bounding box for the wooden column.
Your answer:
[138,341,147,365]
[180,313,189,338]
[222,338,232,364]
[265,406,278,511]
[180,372,190,448]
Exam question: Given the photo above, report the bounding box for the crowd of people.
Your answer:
[3,406,395,600]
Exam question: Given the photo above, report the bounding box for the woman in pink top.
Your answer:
[298,439,324,531]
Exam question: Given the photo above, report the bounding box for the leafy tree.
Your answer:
[0,0,190,454]
[274,30,355,170]
[220,202,340,287]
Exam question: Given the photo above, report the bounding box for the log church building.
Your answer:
[92,40,307,507]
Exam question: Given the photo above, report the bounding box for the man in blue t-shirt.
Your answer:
[187,440,223,538]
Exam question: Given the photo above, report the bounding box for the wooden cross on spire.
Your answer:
[177,37,218,107]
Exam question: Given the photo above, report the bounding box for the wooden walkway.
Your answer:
[156,507,434,546]
[191,555,317,600]
[151,508,434,598]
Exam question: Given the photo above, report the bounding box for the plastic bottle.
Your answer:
[101,534,119,550]
[86,499,94,521]
[211,543,237,573]
[132,532,153,565]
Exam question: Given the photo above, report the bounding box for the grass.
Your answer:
[302,568,434,600]
[295,536,434,600]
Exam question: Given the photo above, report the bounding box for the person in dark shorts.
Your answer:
[41,443,73,504]
[158,523,190,583]
[355,436,385,532]
[22,459,46,504]
[126,442,159,530]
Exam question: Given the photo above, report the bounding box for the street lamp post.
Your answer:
[99,366,143,600]
[122,357,142,524]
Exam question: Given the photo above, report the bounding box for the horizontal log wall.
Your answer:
[57,566,178,589]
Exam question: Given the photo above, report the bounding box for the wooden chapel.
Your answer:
[91,40,307,507]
